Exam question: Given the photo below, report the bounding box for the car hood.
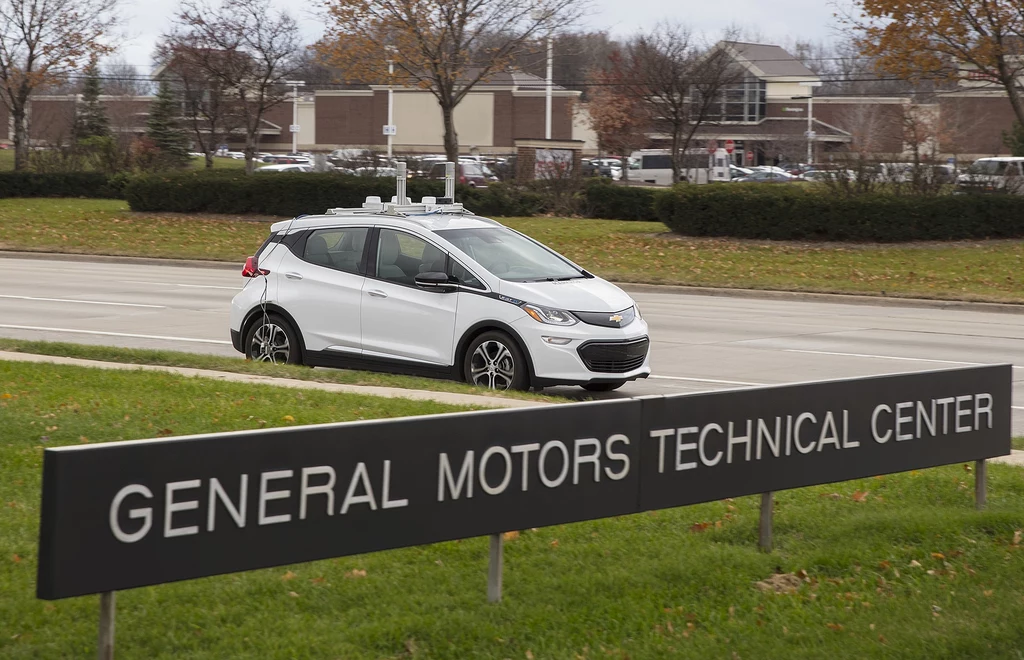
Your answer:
[498,277,634,312]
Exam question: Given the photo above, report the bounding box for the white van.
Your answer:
[956,157,1024,194]
[629,150,674,186]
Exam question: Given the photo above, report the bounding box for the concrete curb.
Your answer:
[0,351,549,410]
[4,249,1024,314]
[618,283,1024,314]
[991,451,1024,467]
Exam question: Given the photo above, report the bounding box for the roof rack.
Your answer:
[325,161,472,217]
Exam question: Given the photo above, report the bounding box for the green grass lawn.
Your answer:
[3,360,1024,658]
[1,198,1024,302]
[0,338,555,402]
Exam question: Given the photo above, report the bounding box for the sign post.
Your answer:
[758,493,773,552]
[488,534,503,602]
[97,591,115,660]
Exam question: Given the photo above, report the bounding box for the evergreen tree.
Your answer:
[146,80,191,168]
[73,62,110,140]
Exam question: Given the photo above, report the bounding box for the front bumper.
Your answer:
[513,316,652,386]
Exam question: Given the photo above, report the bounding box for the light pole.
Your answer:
[531,10,553,140]
[791,81,822,165]
[385,46,398,161]
[284,80,305,154]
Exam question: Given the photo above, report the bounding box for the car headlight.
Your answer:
[634,303,643,320]
[522,303,578,326]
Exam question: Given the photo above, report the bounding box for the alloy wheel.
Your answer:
[470,340,516,390]
[249,322,291,363]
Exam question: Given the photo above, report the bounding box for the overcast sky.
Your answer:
[111,0,843,72]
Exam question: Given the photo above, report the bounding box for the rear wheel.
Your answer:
[463,331,529,391]
[582,381,626,392]
[244,313,302,365]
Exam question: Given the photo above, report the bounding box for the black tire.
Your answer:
[583,381,626,392]
[463,331,529,391]
[244,313,302,365]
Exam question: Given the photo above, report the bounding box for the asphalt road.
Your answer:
[2,255,1022,433]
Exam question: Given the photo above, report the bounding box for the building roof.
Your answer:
[722,41,819,80]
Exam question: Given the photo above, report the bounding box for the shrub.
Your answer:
[581,178,660,221]
[124,170,553,217]
[0,171,124,199]
[656,184,1024,242]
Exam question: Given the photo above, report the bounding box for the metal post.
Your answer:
[444,161,456,200]
[806,94,813,165]
[387,59,395,161]
[545,35,553,140]
[98,591,115,660]
[487,533,503,602]
[291,82,299,155]
[975,459,987,510]
[759,492,773,552]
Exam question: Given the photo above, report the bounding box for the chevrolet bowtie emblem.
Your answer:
[609,314,623,323]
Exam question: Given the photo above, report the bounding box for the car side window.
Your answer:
[302,227,369,275]
[376,229,448,285]
[448,259,485,290]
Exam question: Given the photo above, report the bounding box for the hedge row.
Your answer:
[123,170,549,218]
[655,184,1024,242]
[0,171,128,199]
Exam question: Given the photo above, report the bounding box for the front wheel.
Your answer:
[583,381,626,392]
[463,331,529,391]
[244,313,302,365]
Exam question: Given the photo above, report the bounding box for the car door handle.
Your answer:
[284,272,303,280]
[366,289,388,298]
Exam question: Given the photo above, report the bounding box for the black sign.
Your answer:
[37,366,1011,600]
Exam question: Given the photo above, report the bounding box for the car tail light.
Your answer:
[459,175,466,184]
[242,256,269,277]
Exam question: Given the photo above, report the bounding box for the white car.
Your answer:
[255,164,314,173]
[229,197,651,391]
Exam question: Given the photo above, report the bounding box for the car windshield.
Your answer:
[436,227,585,282]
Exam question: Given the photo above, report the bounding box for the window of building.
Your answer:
[700,75,767,123]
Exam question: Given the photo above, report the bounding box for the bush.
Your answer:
[581,178,660,221]
[656,184,1024,242]
[125,170,551,217]
[0,171,124,199]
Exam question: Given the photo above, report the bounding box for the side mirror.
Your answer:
[415,271,457,292]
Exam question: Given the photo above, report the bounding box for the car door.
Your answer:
[360,227,458,365]
[275,226,370,354]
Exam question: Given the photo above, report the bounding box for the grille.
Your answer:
[577,338,650,373]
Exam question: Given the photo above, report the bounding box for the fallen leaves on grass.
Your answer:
[281,570,297,581]
[344,569,367,579]
[689,521,711,533]
[852,490,869,502]
[1013,530,1022,546]
[503,531,520,541]
[826,623,844,631]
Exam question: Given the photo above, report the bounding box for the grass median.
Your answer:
[2,198,1024,302]
[0,338,555,403]
[3,359,1024,658]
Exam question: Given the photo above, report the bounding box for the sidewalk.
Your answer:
[0,351,549,410]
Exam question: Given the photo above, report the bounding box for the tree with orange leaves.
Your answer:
[585,61,651,178]
[0,0,119,170]
[317,0,584,163]
[851,1,1024,127]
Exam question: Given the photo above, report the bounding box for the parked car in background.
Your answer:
[732,170,802,183]
[729,165,753,179]
[629,150,674,186]
[956,157,1024,194]
[262,154,312,165]
[355,167,398,178]
[328,148,373,168]
[426,161,496,187]
[256,164,315,173]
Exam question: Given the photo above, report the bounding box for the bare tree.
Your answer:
[169,0,300,173]
[608,24,740,183]
[0,0,119,169]
[104,58,152,97]
[317,0,586,163]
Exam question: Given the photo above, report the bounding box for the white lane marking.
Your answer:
[650,374,763,386]
[120,280,240,290]
[785,349,1023,369]
[0,324,231,345]
[0,294,165,309]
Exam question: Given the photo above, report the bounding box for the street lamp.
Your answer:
[284,80,305,154]
[791,80,823,165]
[385,46,398,161]
[531,10,553,140]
